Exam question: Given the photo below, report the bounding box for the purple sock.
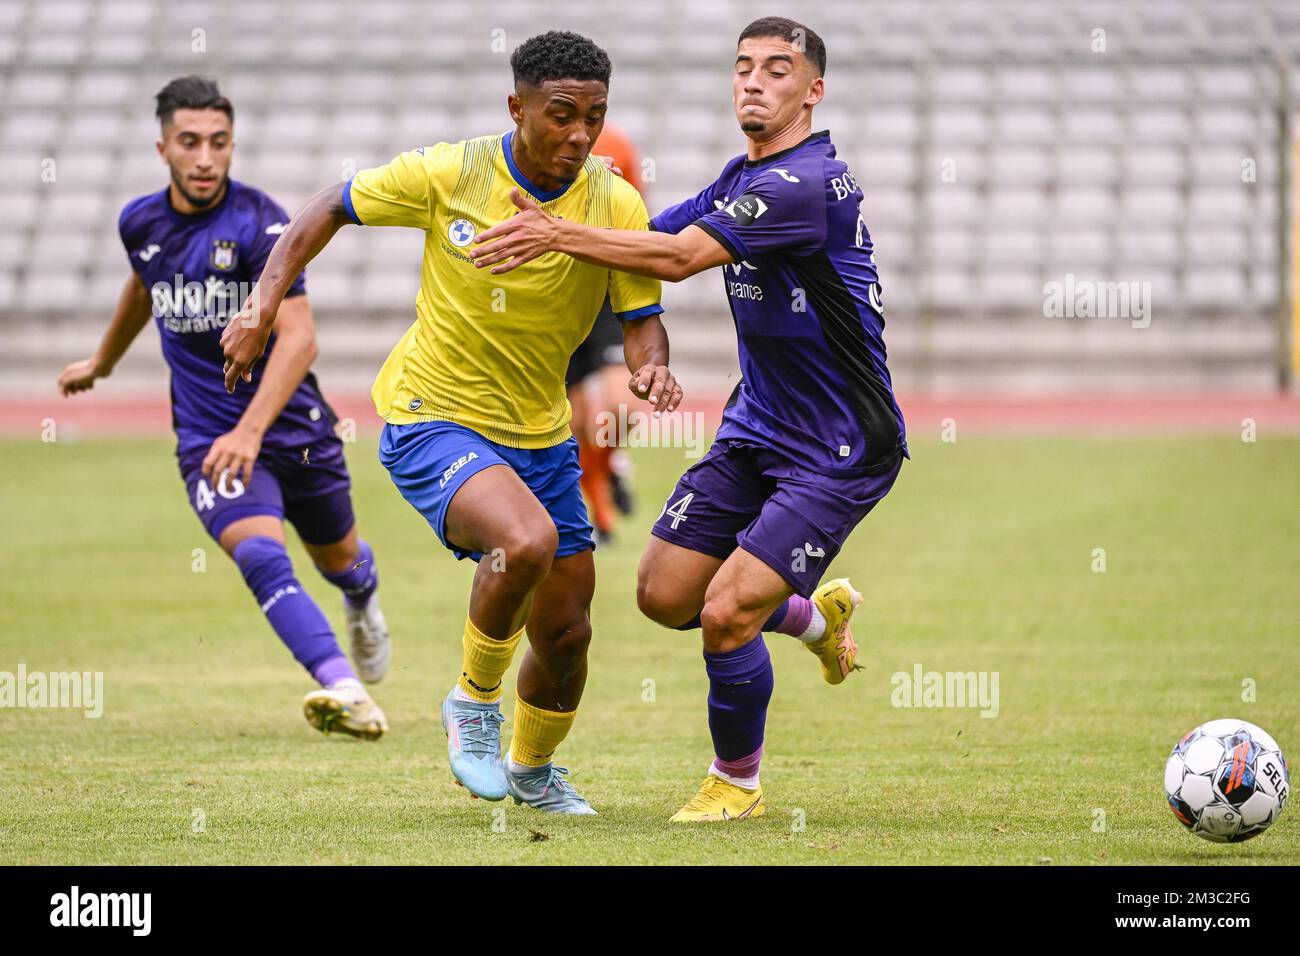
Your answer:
[233,536,356,687]
[318,540,378,609]
[762,596,814,636]
[672,612,702,631]
[712,744,763,783]
[703,634,774,761]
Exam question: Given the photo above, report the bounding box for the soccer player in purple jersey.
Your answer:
[471,17,907,820]
[57,76,392,740]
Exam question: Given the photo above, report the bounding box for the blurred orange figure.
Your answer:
[567,124,645,542]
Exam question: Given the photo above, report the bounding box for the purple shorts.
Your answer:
[177,435,356,545]
[650,439,903,597]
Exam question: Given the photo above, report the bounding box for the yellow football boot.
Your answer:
[669,775,766,822]
[806,577,863,684]
[303,683,388,741]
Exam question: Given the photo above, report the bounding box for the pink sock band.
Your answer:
[775,595,813,636]
[712,744,764,781]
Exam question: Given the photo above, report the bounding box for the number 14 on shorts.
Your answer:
[660,492,693,529]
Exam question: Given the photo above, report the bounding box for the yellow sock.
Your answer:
[456,618,523,703]
[510,696,577,767]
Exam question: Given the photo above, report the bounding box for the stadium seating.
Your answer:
[0,0,1293,393]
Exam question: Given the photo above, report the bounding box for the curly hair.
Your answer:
[510,31,611,88]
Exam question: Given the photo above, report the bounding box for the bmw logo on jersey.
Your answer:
[447,218,476,247]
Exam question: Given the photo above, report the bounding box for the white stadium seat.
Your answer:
[0,0,1287,391]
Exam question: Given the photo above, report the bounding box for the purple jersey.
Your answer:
[118,179,333,455]
[650,131,906,473]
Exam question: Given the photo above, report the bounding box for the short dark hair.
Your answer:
[155,75,233,128]
[510,31,611,89]
[738,16,826,77]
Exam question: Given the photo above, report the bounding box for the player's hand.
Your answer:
[202,424,262,487]
[595,154,624,178]
[220,292,276,393]
[629,363,682,416]
[57,357,106,396]
[470,188,559,274]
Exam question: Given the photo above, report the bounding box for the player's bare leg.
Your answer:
[447,465,558,637]
[517,552,594,712]
[302,524,357,572]
[506,550,599,814]
[217,515,387,740]
[635,535,723,628]
[698,548,791,654]
[303,525,390,684]
[439,464,559,799]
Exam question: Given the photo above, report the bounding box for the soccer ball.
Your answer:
[1164,718,1290,843]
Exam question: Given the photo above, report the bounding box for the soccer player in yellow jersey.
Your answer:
[219,32,681,814]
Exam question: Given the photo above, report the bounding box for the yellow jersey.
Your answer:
[344,131,663,448]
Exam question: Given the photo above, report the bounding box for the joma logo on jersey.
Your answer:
[440,452,479,488]
[209,239,238,271]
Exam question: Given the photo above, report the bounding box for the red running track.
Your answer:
[4,391,1299,439]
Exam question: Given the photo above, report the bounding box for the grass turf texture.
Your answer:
[1,433,1296,865]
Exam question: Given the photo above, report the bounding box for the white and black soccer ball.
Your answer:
[1164,718,1290,843]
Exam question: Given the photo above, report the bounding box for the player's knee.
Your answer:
[635,572,668,622]
[636,573,692,628]
[700,593,758,644]
[311,542,359,576]
[496,524,558,584]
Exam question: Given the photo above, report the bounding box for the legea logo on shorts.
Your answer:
[440,452,479,488]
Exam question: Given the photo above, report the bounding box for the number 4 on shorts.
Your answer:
[661,492,693,530]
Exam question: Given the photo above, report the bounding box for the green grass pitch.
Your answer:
[1,432,1297,864]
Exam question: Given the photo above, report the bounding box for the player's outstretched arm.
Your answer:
[621,314,683,415]
[202,295,319,485]
[57,273,153,396]
[220,182,352,393]
[471,188,731,282]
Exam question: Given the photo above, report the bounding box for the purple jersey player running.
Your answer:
[57,76,392,740]
[470,17,907,820]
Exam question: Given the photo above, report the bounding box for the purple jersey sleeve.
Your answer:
[693,168,827,262]
[649,181,720,235]
[247,196,306,297]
